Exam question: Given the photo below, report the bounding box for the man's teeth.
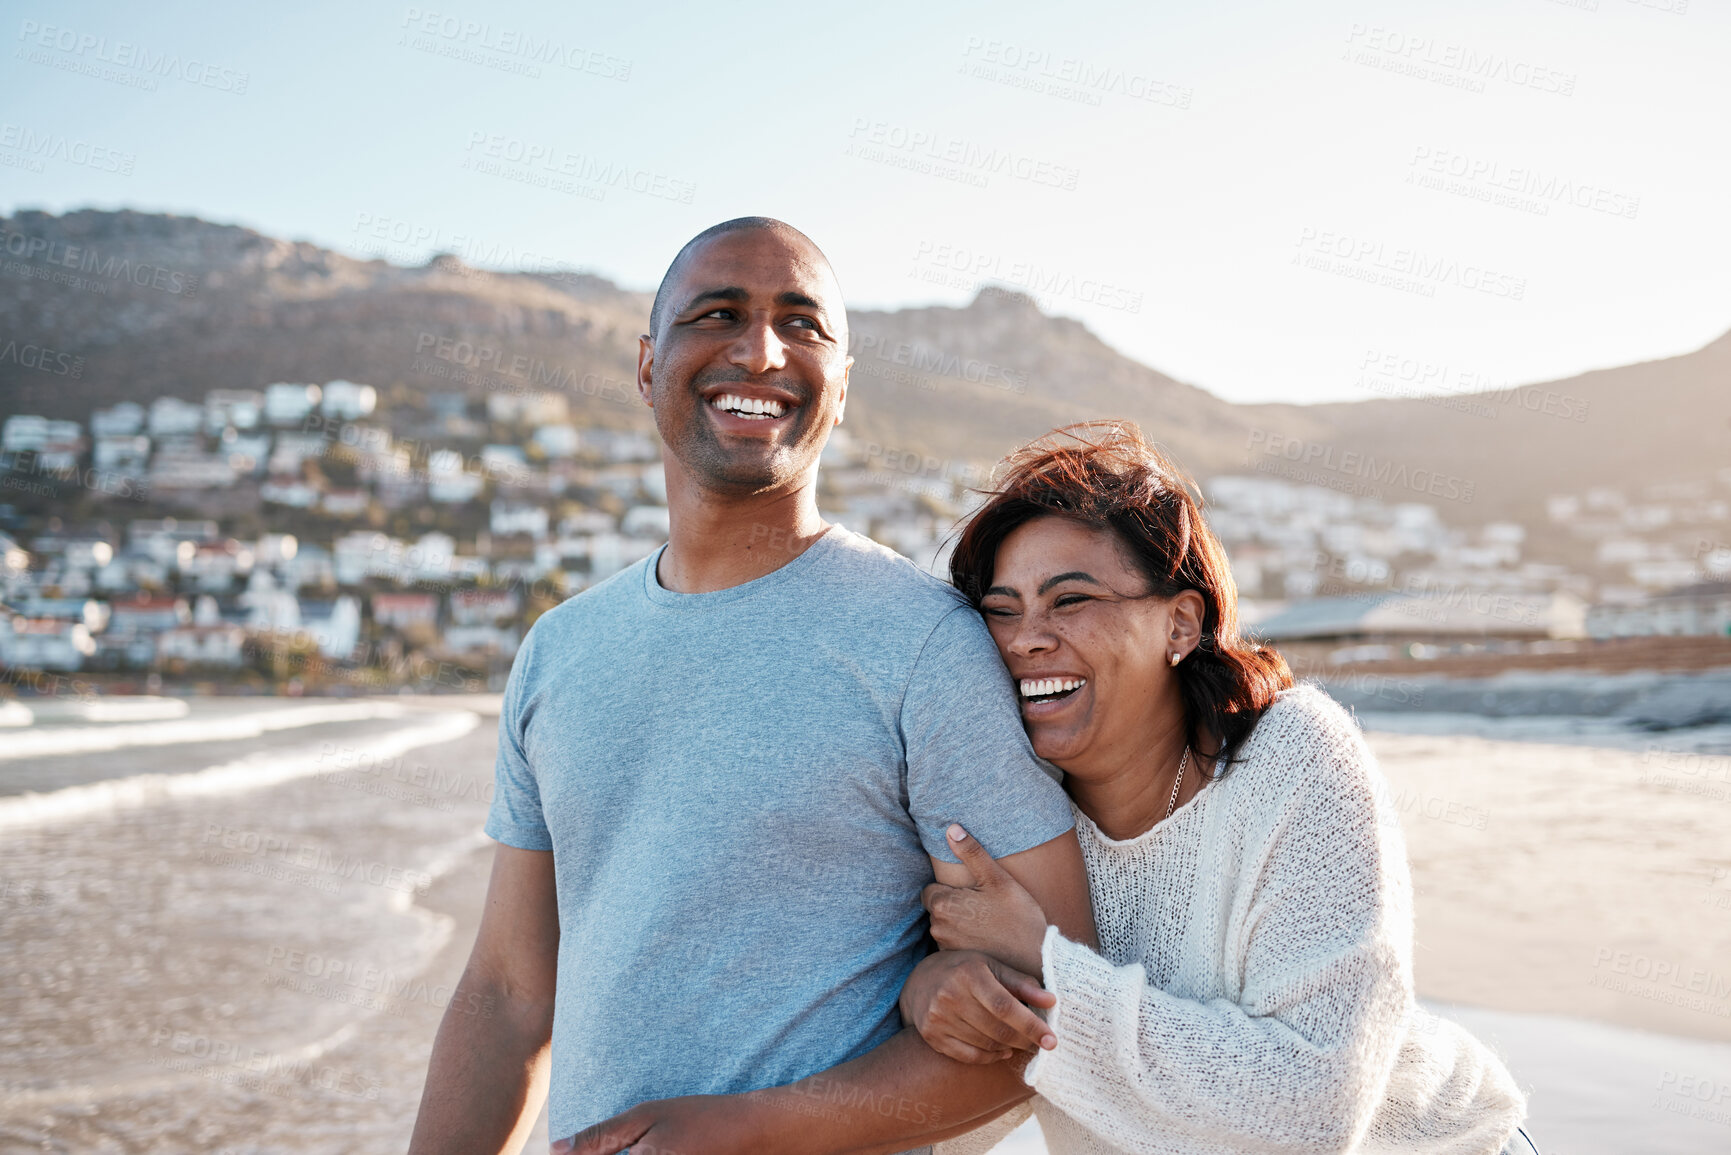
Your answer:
[711,393,787,420]
[1019,677,1086,700]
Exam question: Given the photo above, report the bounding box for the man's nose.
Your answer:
[729,316,790,375]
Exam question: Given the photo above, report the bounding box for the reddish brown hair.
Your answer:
[949,421,1292,771]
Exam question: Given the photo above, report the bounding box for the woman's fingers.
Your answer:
[927,1011,1023,1061]
[990,958,1058,1010]
[958,974,1055,1053]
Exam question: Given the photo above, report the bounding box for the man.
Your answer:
[407,218,1095,1154]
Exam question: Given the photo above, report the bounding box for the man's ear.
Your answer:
[636,334,654,407]
[833,357,851,426]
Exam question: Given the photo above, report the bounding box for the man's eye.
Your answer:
[981,605,1018,618]
[1054,595,1091,608]
[785,316,820,331]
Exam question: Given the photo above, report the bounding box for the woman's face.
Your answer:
[980,516,1189,772]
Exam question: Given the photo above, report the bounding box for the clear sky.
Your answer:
[3,0,1726,404]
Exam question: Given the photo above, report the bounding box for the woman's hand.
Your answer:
[923,824,1054,977]
[899,949,1057,1065]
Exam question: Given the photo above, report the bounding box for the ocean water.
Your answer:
[0,697,500,1153]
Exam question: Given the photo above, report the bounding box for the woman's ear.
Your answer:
[1168,590,1207,658]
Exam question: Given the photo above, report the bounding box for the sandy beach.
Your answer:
[2,691,1728,1153]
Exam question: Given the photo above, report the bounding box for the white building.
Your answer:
[148,397,205,437]
[2,415,48,452]
[264,383,322,426]
[490,501,549,538]
[320,380,377,420]
[488,391,568,426]
[205,390,264,433]
[2,618,96,671]
[298,595,362,659]
[532,424,581,458]
[91,402,144,437]
[93,435,151,478]
[428,449,483,504]
[156,625,247,668]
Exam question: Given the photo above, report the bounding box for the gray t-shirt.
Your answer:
[485,526,1074,1141]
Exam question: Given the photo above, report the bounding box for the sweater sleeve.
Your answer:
[1024,697,1415,1153]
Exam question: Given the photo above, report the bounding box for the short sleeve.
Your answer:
[483,623,554,851]
[901,606,1074,863]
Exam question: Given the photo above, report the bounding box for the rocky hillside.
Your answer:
[3,209,1726,522]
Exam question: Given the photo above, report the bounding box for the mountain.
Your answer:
[3,209,1726,524]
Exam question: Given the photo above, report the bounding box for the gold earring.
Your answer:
[1169,652,1181,667]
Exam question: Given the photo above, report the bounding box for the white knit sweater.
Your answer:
[936,685,1525,1155]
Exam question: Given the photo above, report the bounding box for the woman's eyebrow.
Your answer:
[1037,571,1102,595]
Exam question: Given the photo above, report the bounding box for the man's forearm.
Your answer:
[407,967,553,1155]
[742,1027,1033,1155]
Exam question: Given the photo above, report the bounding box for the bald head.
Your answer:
[649,217,841,339]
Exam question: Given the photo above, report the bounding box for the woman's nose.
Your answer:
[1009,614,1057,655]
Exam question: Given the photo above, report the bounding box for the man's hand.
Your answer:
[555,1095,756,1155]
[899,949,1057,1065]
[923,824,1053,976]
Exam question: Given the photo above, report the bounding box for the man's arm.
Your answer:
[563,830,1095,1155]
[408,845,560,1155]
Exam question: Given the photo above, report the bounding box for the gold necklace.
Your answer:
[1163,745,1191,822]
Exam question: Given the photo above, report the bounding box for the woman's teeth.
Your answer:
[711,393,787,420]
[1020,677,1085,702]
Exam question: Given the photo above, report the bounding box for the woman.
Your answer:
[569,422,1534,1155]
[905,421,1533,1154]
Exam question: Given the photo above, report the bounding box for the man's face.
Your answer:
[638,229,850,493]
